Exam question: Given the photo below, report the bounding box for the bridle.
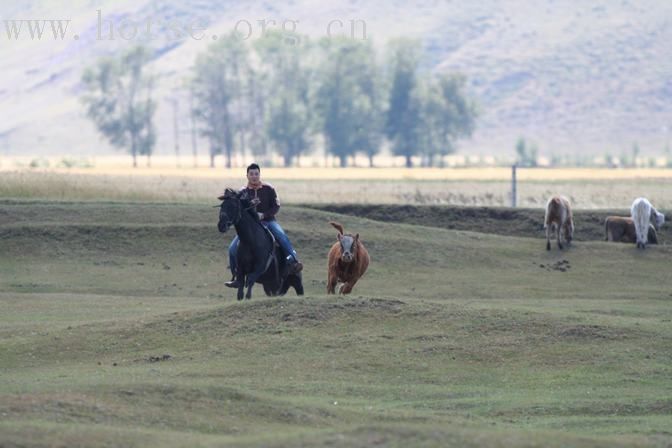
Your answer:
[216,195,259,229]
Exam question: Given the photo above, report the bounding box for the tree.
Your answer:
[315,38,384,167]
[353,47,385,168]
[528,143,539,167]
[631,142,640,167]
[254,31,314,167]
[81,46,156,167]
[515,137,537,167]
[192,33,250,168]
[385,48,477,169]
[246,65,270,164]
[418,73,477,166]
[434,73,477,164]
[385,39,424,168]
[515,137,526,166]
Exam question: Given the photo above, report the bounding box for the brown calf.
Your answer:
[605,216,658,244]
[327,222,370,295]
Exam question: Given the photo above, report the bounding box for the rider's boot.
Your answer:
[225,273,243,288]
[286,254,303,274]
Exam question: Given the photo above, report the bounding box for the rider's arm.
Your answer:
[263,185,280,220]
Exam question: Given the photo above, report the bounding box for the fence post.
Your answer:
[511,164,517,208]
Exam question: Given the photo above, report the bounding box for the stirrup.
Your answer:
[225,278,243,288]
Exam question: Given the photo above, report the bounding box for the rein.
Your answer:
[216,198,258,227]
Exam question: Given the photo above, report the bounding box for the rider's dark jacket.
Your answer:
[239,183,280,221]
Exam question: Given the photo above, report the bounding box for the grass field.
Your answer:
[1,199,671,447]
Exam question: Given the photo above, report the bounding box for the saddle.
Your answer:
[261,224,279,249]
[260,224,282,279]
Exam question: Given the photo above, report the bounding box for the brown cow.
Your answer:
[544,196,574,251]
[605,216,658,244]
[327,221,370,295]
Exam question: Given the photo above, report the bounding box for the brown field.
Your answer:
[2,166,672,209]
[5,156,672,180]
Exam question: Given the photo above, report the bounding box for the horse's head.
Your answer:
[338,232,359,263]
[654,210,665,230]
[217,189,243,233]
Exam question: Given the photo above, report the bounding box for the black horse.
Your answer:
[217,188,304,300]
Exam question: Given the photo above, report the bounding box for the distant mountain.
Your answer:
[1,0,671,158]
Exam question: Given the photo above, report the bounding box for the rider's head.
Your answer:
[247,163,261,186]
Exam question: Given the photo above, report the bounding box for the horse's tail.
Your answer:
[330,221,345,235]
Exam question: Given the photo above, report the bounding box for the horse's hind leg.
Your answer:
[545,225,551,251]
[294,277,304,296]
[635,226,643,249]
[564,223,573,247]
[278,276,297,296]
[280,275,302,296]
[556,223,563,250]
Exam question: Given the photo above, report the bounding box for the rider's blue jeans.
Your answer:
[228,220,298,275]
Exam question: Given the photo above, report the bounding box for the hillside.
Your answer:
[1,201,672,446]
[2,0,672,158]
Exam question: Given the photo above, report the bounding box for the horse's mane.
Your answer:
[218,188,239,200]
[245,206,260,222]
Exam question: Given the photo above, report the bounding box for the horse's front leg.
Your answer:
[237,275,245,301]
[245,283,254,300]
[244,261,267,300]
[340,281,355,295]
[244,273,258,300]
[327,271,338,294]
[341,275,361,295]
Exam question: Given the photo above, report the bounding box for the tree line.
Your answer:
[81,33,478,168]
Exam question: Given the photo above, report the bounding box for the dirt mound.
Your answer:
[144,297,407,339]
[539,259,571,272]
[221,297,406,333]
[558,325,628,340]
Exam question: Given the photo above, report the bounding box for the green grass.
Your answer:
[1,200,671,447]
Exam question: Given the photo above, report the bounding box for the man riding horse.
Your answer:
[222,163,303,289]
